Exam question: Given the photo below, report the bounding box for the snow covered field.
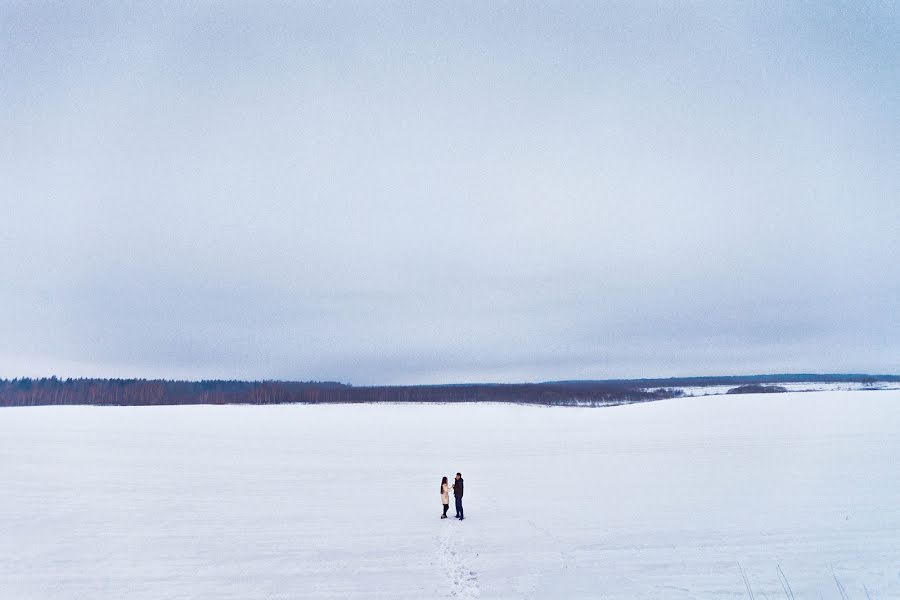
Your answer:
[651,381,900,398]
[1,390,898,599]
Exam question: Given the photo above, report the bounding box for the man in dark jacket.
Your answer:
[453,472,464,520]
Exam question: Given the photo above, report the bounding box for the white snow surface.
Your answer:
[651,381,900,397]
[1,390,899,599]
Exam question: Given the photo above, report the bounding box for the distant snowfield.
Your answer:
[653,381,900,397]
[1,391,898,599]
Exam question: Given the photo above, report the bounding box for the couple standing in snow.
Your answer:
[440,473,464,520]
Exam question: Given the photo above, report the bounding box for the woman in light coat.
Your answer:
[440,476,450,519]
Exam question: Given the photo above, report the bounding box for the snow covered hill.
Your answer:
[1,390,898,599]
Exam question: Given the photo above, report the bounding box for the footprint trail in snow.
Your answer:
[438,520,480,599]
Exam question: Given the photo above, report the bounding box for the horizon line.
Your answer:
[3,372,899,387]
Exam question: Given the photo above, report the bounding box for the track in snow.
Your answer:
[438,520,480,599]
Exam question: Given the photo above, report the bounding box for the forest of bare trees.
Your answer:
[0,378,679,407]
[4,374,893,408]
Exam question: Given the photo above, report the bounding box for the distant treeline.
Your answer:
[547,373,900,387]
[0,377,679,407]
[2,374,896,408]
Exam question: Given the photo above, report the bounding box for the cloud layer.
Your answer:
[2,3,898,383]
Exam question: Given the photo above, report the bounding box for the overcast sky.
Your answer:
[1,2,898,384]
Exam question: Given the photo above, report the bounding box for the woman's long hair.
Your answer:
[440,476,448,493]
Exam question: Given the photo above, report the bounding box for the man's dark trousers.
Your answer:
[455,495,464,519]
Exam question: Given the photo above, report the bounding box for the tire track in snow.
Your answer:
[522,516,579,598]
[438,521,480,599]
[481,492,575,598]
[524,516,574,570]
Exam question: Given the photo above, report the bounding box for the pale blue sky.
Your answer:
[1,2,898,383]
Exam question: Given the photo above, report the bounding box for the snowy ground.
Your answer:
[1,390,898,599]
[651,381,900,397]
